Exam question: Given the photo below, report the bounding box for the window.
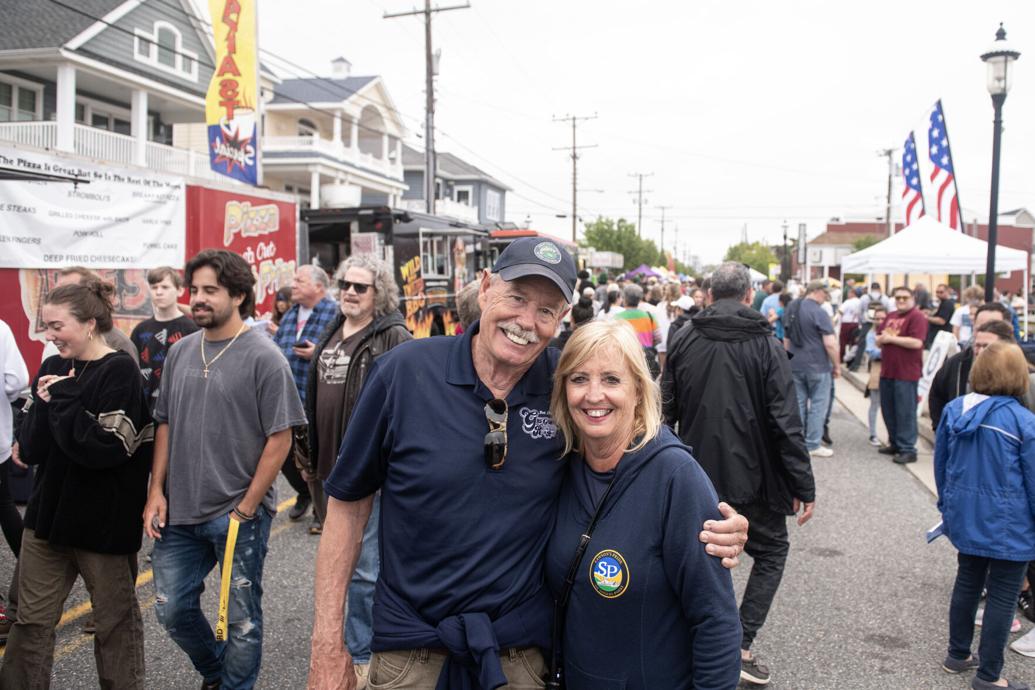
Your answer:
[485,189,502,222]
[78,98,151,138]
[298,118,318,138]
[156,26,176,67]
[0,78,41,122]
[420,233,451,278]
[134,22,198,82]
[454,185,473,206]
[0,83,11,121]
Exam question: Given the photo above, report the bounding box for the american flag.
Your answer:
[928,100,960,230]
[901,131,925,226]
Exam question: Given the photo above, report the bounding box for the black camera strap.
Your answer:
[545,469,619,689]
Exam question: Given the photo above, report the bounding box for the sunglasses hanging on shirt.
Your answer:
[483,398,508,470]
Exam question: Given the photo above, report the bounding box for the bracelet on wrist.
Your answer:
[233,507,256,521]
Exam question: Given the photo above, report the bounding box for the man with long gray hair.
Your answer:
[273,264,339,521]
[663,261,816,686]
[301,255,411,687]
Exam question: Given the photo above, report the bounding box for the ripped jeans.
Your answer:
[152,510,271,690]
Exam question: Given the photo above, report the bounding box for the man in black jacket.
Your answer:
[928,302,1010,428]
[662,261,816,687]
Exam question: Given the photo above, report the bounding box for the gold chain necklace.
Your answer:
[200,324,247,379]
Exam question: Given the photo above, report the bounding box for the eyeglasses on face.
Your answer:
[483,398,508,470]
[894,295,911,302]
[338,280,373,295]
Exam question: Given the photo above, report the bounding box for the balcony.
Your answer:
[263,135,403,181]
[402,197,480,224]
[0,121,217,180]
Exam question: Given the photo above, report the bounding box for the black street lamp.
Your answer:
[980,23,1021,302]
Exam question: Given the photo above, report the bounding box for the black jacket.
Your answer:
[17,351,153,554]
[667,313,690,351]
[928,347,974,430]
[661,299,815,514]
[304,310,412,479]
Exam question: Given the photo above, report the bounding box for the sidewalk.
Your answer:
[835,369,937,496]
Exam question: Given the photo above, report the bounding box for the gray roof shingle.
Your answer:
[0,0,125,51]
[402,143,510,190]
[270,76,377,105]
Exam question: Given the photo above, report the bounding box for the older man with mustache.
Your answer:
[308,238,748,690]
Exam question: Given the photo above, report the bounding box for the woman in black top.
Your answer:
[0,280,153,690]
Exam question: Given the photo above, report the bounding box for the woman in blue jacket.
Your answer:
[936,340,1035,690]
[545,320,742,689]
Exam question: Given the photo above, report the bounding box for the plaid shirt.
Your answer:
[273,297,339,403]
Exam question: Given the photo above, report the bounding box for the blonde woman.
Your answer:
[544,320,741,689]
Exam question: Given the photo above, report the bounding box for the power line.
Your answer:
[42,0,594,222]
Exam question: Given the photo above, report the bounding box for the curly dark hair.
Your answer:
[46,279,116,333]
[185,249,256,317]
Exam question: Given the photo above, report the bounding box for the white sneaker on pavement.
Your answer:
[810,446,834,458]
[1012,626,1035,657]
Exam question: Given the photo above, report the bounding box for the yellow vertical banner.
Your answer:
[206,0,259,185]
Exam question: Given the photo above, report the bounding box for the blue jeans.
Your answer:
[152,510,272,690]
[948,553,1027,683]
[347,493,380,664]
[879,378,919,455]
[792,371,832,451]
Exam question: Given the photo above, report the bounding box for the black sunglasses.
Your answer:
[338,279,373,295]
[483,398,508,470]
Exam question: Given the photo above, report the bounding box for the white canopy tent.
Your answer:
[841,215,1029,331]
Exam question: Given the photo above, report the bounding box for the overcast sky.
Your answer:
[252,0,1033,264]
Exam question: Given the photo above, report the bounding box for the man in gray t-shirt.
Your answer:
[144,250,305,689]
[153,327,302,523]
[783,280,840,456]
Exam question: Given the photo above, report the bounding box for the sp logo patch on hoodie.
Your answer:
[590,550,629,598]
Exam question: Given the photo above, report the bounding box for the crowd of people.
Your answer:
[1,245,1034,689]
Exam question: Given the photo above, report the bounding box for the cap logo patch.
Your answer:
[589,549,629,599]
[533,241,562,265]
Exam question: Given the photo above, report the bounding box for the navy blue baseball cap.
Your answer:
[492,237,577,303]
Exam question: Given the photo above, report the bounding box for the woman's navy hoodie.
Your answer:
[545,426,742,690]
[935,393,1035,561]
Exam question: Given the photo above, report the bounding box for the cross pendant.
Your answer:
[203,368,209,379]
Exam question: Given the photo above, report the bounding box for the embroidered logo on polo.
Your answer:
[533,241,563,264]
[519,407,557,439]
[590,550,629,599]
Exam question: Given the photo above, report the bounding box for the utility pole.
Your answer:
[627,172,653,237]
[781,219,789,282]
[553,113,598,242]
[385,0,470,215]
[877,147,895,237]
[656,205,670,256]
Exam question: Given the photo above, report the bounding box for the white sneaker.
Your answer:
[809,446,834,458]
[1012,626,1035,657]
[869,436,881,446]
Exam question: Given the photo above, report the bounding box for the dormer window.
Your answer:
[157,25,176,67]
[134,21,198,82]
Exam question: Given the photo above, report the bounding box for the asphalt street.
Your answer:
[2,395,1035,689]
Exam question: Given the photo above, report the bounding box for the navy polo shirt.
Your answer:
[324,321,566,629]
